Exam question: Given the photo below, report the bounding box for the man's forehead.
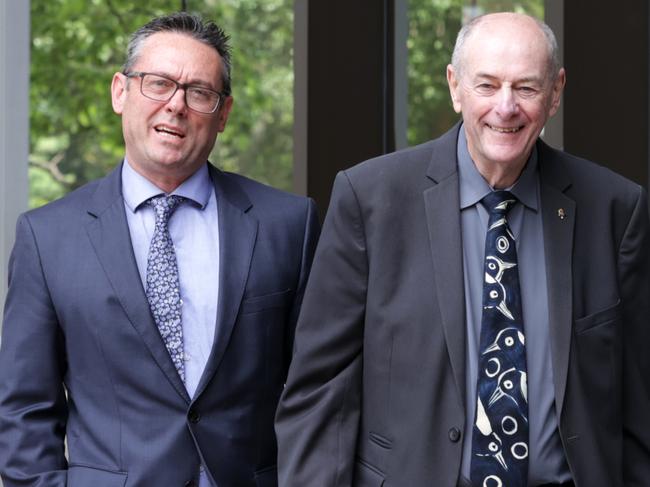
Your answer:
[133,32,222,83]
[460,19,550,77]
[138,32,203,55]
[464,14,544,51]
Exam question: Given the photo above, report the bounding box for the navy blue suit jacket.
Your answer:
[0,162,319,487]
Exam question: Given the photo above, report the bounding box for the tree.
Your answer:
[407,0,464,145]
[206,0,294,191]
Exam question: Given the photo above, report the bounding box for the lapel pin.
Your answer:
[557,208,566,220]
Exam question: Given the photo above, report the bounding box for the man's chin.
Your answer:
[484,144,533,166]
[149,151,187,169]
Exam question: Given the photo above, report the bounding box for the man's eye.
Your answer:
[476,84,495,93]
[148,79,173,90]
[518,86,537,95]
[189,88,214,101]
[193,88,210,98]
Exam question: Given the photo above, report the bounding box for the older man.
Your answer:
[276,12,650,487]
[0,12,318,487]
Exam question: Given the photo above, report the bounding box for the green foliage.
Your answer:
[407,0,464,145]
[407,0,544,145]
[30,0,294,208]
[477,0,543,18]
[206,0,294,192]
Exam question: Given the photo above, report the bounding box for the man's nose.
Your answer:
[165,88,188,115]
[495,87,518,118]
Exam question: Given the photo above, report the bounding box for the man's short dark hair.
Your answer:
[123,12,232,96]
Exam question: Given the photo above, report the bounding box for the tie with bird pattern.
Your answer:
[470,190,529,487]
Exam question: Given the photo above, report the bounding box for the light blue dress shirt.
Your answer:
[456,128,571,484]
[122,160,220,487]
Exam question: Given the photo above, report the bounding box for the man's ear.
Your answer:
[548,68,566,117]
[216,96,234,133]
[446,64,462,114]
[111,72,128,115]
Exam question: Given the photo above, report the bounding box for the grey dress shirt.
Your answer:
[456,128,571,484]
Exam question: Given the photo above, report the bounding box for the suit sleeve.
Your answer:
[276,172,367,487]
[284,197,321,373]
[619,187,650,486]
[0,215,68,486]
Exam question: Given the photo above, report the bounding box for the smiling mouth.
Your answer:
[487,124,523,134]
[154,125,185,138]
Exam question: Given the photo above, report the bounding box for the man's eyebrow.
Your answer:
[152,71,219,90]
[472,73,500,83]
[186,78,219,90]
[473,73,545,84]
[513,76,545,85]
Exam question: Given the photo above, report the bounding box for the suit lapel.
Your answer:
[422,132,576,421]
[423,126,467,409]
[421,131,577,419]
[194,166,258,398]
[538,141,575,418]
[85,164,191,403]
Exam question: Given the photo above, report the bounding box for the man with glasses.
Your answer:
[0,12,318,487]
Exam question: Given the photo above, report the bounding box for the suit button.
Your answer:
[184,481,197,487]
[448,427,461,442]
[188,409,201,424]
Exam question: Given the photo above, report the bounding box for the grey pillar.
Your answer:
[0,1,30,323]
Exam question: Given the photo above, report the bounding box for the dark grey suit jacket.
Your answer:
[275,125,650,486]
[0,162,319,487]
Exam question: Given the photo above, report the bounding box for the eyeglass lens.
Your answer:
[140,73,220,113]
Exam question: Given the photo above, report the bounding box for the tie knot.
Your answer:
[148,195,185,223]
[481,190,516,216]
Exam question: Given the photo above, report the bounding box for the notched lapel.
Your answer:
[423,127,467,410]
[85,165,190,403]
[539,144,575,419]
[194,167,258,398]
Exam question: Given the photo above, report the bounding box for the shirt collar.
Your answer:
[121,159,213,212]
[457,124,539,211]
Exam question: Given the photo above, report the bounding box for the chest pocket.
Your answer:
[239,289,291,315]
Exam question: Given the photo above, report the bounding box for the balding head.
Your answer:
[451,13,561,82]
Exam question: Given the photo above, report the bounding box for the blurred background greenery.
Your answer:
[29,0,542,208]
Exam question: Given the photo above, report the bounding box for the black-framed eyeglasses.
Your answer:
[125,71,225,114]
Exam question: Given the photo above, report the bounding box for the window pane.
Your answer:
[208,0,294,192]
[29,0,294,208]
[407,0,544,146]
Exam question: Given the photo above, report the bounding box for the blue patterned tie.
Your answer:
[146,195,186,382]
[470,191,528,487]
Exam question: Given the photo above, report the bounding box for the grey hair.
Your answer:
[122,12,232,96]
[451,13,560,81]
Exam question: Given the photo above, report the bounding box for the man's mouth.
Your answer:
[154,125,186,138]
[486,124,523,134]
